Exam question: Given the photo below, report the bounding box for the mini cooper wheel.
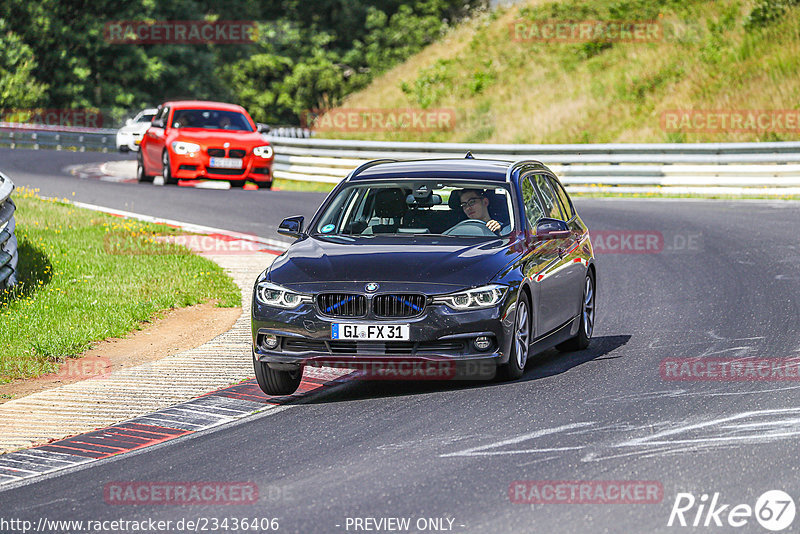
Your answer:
[137,151,153,183]
[253,354,302,396]
[499,292,531,380]
[162,151,178,185]
[557,271,595,352]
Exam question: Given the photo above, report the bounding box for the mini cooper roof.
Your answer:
[348,158,551,182]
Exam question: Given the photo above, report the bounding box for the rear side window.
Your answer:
[548,177,575,220]
[521,175,545,227]
[533,174,564,220]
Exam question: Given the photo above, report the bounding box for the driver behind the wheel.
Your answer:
[458,189,502,233]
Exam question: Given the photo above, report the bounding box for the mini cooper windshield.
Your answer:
[313,180,516,238]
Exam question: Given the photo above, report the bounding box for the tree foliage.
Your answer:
[1,0,480,125]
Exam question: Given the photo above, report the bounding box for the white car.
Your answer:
[116,108,157,152]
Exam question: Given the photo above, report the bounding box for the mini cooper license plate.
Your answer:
[332,324,410,341]
[209,157,243,169]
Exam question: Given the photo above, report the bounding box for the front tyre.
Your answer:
[253,354,302,395]
[498,292,531,380]
[162,151,178,185]
[557,271,595,352]
[137,151,153,183]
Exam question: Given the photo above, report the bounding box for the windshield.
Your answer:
[313,180,515,238]
[170,108,254,131]
[136,113,155,123]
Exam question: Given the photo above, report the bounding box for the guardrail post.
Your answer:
[55,133,61,151]
[79,135,85,152]
[32,132,38,150]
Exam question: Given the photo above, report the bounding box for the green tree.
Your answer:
[0,18,47,109]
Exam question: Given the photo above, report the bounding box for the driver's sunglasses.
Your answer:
[459,197,482,209]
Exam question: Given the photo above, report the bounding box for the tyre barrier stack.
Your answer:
[0,171,18,288]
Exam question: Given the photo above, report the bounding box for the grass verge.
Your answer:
[273,177,337,193]
[0,187,241,384]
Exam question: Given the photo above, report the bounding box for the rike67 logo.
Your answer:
[668,490,796,531]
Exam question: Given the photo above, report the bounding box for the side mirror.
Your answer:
[278,216,304,239]
[151,118,165,129]
[257,123,271,134]
[535,218,571,240]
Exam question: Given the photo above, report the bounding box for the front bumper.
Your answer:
[251,297,515,377]
[170,152,273,182]
[116,131,140,151]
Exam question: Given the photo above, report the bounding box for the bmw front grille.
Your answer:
[316,293,426,318]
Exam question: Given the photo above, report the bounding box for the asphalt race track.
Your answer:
[2,147,800,533]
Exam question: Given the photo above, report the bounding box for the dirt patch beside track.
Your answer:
[0,301,241,404]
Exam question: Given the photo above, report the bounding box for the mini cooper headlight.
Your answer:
[253,145,274,158]
[171,141,201,156]
[256,282,311,309]
[432,284,507,311]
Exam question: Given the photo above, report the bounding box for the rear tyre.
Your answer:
[253,354,302,395]
[162,151,178,185]
[556,271,595,352]
[137,151,153,183]
[498,292,531,381]
[229,179,246,188]
[255,181,273,190]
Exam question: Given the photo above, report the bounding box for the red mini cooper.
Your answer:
[137,100,274,188]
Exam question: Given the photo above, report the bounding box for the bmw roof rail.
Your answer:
[505,159,549,182]
[345,159,398,181]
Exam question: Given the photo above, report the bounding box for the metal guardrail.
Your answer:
[265,137,800,188]
[1,123,799,188]
[0,123,310,152]
[0,171,18,288]
[0,123,116,152]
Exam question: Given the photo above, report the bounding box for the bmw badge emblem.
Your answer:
[365,283,379,293]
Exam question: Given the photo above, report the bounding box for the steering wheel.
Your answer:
[443,219,497,236]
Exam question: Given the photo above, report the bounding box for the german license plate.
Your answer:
[209,157,243,169]
[332,324,410,341]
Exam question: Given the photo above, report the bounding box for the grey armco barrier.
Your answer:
[2,121,799,188]
[0,171,18,288]
[265,137,800,188]
[0,123,116,152]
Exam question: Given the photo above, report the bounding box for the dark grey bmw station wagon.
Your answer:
[251,157,596,395]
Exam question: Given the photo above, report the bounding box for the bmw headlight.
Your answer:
[432,284,507,311]
[253,145,274,159]
[256,282,311,309]
[171,141,200,156]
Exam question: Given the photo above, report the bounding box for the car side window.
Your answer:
[548,177,575,220]
[521,175,546,228]
[533,173,564,220]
